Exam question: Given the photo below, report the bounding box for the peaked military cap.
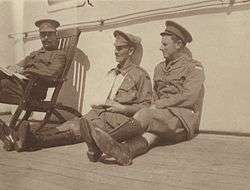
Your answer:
[113,30,141,47]
[35,19,60,32]
[113,30,143,65]
[160,20,192,44]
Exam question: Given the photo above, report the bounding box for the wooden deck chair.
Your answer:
[7,28,82,130]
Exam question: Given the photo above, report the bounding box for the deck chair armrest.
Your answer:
[24,71,59,83]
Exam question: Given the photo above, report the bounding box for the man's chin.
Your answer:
[163,54,170,59]
[43,45,55,51]
[116,57,122,62]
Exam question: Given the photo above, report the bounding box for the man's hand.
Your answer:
[105,99,126,113]
[6,65,23,74]
[90,104,111,109]
[149,104,157,110]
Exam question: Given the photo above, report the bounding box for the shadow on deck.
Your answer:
[0,115,250,190]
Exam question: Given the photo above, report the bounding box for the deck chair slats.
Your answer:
[58,38,65,50]
[57,28,79,38]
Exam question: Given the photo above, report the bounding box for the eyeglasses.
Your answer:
[115,45,130,51]
[40,32,55,38]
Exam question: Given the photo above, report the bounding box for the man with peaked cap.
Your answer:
[0,19,65,103]
[0,30,153,162]
[91,21,205,166]
[0,19,66,150]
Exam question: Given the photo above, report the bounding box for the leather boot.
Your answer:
[109,118,146,142]
[79,118,102,162]
[92,127,149,166]
[0,119,15,151]
[14,121,31,152]
[34,129,79,149]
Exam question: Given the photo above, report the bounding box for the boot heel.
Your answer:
[86,151,102,162]
[3,141,15,151]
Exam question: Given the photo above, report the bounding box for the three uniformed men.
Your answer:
[0,20,205,166]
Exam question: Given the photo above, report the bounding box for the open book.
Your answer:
[0,66,27,80]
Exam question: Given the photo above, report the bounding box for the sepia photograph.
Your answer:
[0,0,250,189]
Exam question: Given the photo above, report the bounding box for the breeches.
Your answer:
[134,107,187,142]
[38,109,131,144]
[0,75,25,102]
[84,109,131,133]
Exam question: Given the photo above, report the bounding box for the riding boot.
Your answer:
[92,127,149,166]
[79,117,102,162]
[14,121,32,152]
[34,129,80,149]
[108,118,146,142]
[0,119,14,151]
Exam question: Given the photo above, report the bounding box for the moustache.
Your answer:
[42,40,52,43]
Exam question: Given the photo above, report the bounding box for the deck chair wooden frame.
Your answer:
[8,28,82,130]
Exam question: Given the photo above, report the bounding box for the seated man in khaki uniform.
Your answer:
[0,19,66,102]
[90,21,205,166]
[0,19,66,150]
[0,30,152,163]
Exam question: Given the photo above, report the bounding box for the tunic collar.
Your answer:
[108,58,135,76]
[164,47,192,72]
[38,47,59,53]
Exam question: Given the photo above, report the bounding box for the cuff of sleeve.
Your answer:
[122,105,139,116]
[154,98,170,109]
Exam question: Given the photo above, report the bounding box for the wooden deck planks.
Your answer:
[0,132,250,190]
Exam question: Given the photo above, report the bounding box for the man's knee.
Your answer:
[57,117,81,133]
[84,109,100,121]
[1,79,11,88]
[134,108,152,121]
[133,108,154,130]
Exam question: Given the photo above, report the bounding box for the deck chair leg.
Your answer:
[17,110,32,127]
[52,109,66,123]
[22,110,32,121]
[35,111,52,132]
[55,104,82,117]
[9,106,24,130]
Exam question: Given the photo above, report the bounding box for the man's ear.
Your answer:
[129,46,135,55]
[175,40,183,50]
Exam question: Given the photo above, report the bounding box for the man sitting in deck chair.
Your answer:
[0,19,66,149]
[0,30,153,163]
[89,21,205,166]
[0,19,65,104]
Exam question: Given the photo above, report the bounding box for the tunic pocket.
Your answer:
[119,77,135,91]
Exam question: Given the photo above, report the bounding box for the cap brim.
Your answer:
[35,19,60,28]
[113,30,141,47]
[160,31,173,36]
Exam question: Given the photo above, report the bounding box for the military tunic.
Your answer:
[143,49,205,140]
[84,60,153,133]
[0,48,66,102]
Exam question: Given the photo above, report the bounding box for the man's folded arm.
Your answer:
[154,67,205,109]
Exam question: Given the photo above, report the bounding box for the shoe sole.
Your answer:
[92,128,132,166]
